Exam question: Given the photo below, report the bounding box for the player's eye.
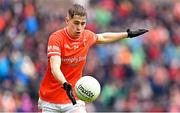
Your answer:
[81,22,86,26]
[74,22,80,25]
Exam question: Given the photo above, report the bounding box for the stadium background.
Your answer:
[0,0,180,112]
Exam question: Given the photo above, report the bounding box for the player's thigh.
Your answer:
[38,98,59,113]
[63,100,87,113]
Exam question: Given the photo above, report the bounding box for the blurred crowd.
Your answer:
[0,0,180,112]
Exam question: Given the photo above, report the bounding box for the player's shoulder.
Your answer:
[84,29,98,42]
[49,28,65,40]
[84,29,95,35]
[51,28,64,36]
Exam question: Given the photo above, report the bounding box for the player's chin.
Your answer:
[75,33,81,37]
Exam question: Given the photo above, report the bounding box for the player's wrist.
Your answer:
[62,79,67,86]
[127,29,133,38]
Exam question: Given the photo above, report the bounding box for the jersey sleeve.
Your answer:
[47,33,62,57]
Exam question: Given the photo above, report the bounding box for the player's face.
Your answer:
[66,15,86,39]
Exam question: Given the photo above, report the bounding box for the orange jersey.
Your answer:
[39,27,98,104]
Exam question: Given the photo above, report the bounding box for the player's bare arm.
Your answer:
[50,55,77,105]
[50,56,67,84]
[96,29,148,44]
[96,32,128,44]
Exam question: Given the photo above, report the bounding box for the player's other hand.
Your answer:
[63,82,77,105]
[127,29,148,38]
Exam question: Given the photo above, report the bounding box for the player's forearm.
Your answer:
[50,56,67,84]
[97,32,128,43]
[51,67,67,84]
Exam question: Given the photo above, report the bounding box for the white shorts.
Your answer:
[38,98,87,113]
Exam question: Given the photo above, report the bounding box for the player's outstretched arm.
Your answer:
[96,29,148,44]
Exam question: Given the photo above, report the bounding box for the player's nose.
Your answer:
[77,25,81,30]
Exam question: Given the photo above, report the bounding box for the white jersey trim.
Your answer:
[48,52,61,55]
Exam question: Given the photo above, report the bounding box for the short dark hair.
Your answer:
[68,4,87,19]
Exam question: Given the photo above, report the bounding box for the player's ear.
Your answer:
[65,17,70,25]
